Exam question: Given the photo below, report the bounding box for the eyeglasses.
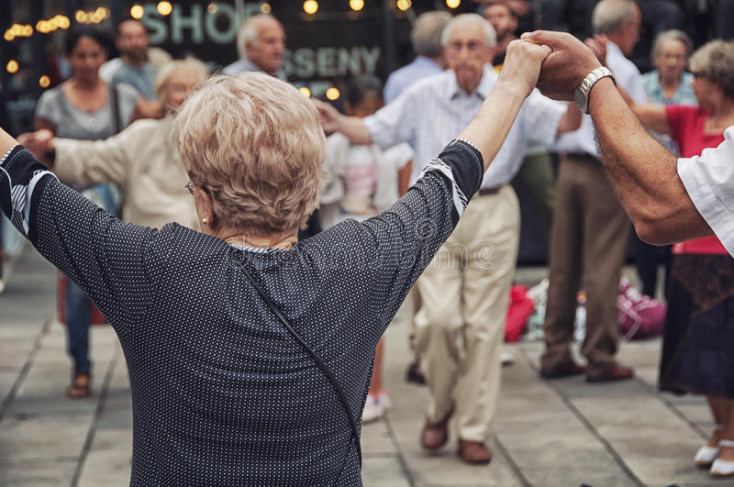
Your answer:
[185,180,196,195]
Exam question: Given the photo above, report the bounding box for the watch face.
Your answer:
[574,87,588,114]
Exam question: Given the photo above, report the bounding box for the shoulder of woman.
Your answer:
[35,86,63,117]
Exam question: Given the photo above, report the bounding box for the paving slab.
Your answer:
[0,458,78,486]
[4,250,734,487]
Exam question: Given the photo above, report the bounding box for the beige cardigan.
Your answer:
[54,117,199,231]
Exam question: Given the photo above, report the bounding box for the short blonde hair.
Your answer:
[173,72,326,234]
[154,57,209,102]
[689,40,734,99]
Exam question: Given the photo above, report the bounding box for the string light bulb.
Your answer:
[303,0,319,15]
[325,87,341,101]
[349,0,365,11]
[130,5,144,19]
[157,1,173,16]
[396,0,412,12]
[446,0,461,8]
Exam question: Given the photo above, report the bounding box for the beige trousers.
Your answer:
[415,186,519,442]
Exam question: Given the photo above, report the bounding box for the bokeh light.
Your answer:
[303,0,319,15]
[157,1,173,16]
[325,87,341,101]
[130,5,144,19]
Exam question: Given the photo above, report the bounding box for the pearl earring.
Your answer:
[202,218,208,225]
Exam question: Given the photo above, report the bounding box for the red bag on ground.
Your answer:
[505,285,535,342]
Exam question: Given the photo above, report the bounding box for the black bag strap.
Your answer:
[235,256,362,468]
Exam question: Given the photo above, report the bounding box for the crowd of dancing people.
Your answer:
[2,0,734,483]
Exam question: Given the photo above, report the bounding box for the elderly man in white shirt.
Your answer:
[539,0,645,384]
[315,13,579,464]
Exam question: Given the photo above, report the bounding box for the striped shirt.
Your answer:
[365,65,565,188]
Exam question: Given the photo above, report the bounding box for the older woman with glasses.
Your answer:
[0,39,550,485]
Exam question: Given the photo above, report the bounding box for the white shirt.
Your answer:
[678,125,734,257]
[364,66,564,188]
[555,41,646,157]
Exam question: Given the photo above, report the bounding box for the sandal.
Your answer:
[66,373,91,399]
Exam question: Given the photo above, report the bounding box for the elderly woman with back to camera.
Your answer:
[0,39,550,485]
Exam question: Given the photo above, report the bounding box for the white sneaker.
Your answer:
[362,393,390,423]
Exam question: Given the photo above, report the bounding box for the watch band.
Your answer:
[575,66,616,114]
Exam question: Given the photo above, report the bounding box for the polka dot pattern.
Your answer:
[2,143,482,485]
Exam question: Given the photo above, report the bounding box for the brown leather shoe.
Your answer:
[586,362,634,383]
[420,409,453,450]
[539,361,586,379]
[458,439,493,464]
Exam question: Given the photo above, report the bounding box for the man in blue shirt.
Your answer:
[383,11,451,104]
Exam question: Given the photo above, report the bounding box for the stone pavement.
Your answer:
[0,248,730,486]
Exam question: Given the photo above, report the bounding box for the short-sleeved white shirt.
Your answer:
[678,125,734,256]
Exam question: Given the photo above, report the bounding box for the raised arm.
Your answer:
[522,30,711,245]
[615,85,671,134]
[1,126,160,333]
[312,99,373,145]
[457,39,552,169]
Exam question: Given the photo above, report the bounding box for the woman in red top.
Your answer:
[631,39,734,477]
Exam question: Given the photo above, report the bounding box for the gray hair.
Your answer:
[689,40,734,99]
[650,29,693,62]
[411,11,452,58]
[154,57,209,102]
[236,14,281,60]
[441,13,497,48]
[592,0,638,35]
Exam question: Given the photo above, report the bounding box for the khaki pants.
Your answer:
[415,186,519,442]
[541,154,630,375]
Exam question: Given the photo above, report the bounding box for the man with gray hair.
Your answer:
[316,13,579,464]
[539,0,645,383]
[383,11,451,103]
[223,14,286,80]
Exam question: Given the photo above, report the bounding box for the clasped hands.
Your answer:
[17,129,55,165]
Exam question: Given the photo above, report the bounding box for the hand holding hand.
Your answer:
[18,129,55,164]
[520,30,602,101]
[497,39,552,97]
[585,35,608,66]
